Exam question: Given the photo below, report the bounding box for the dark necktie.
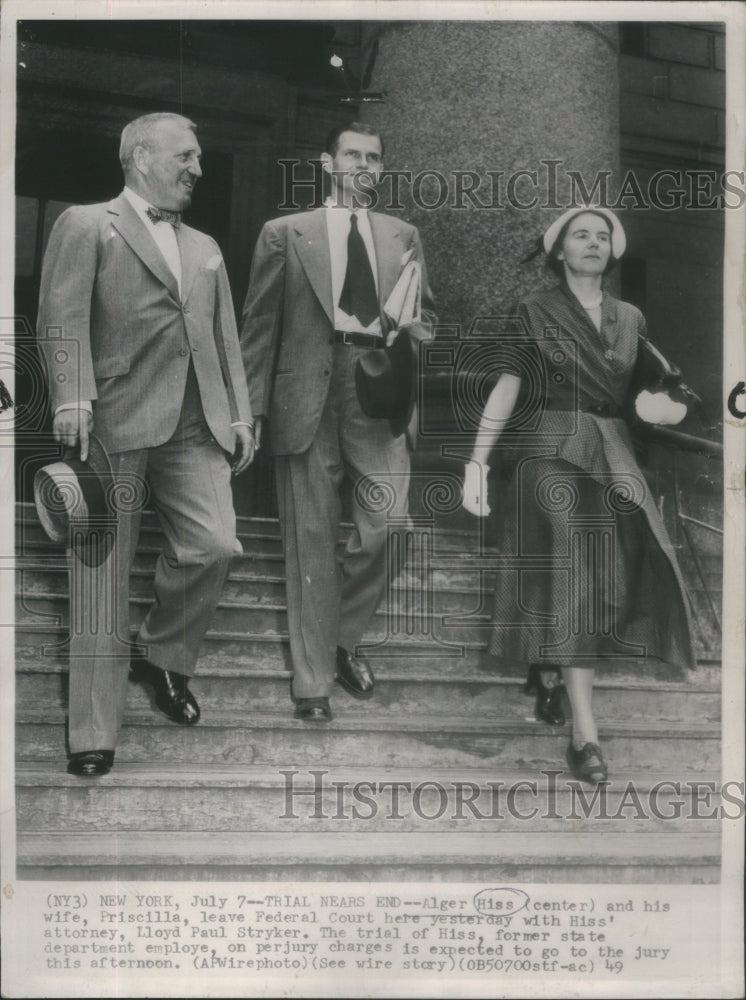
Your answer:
[146,206,181,228]
[338,213,378,327]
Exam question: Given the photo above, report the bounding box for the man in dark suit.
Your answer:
[241,122,435,721]
[37,112,254,775]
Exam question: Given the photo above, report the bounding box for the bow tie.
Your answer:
[146,206,181,228]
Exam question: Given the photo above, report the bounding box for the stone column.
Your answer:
[363,21,620,324]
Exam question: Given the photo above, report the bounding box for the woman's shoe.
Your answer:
[567,741,608,784]
[524,665,565,726]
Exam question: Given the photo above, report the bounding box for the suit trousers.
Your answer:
[67,366,236,752]
[275,344,410,699]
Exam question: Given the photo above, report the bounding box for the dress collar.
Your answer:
[557,281,620,353]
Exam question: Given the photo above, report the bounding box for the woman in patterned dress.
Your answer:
[463,207,695,784]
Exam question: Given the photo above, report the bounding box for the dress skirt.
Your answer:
[487,454,694,676]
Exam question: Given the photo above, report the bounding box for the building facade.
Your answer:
[15,19,725,523]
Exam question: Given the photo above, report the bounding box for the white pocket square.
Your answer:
[205,254,223,271]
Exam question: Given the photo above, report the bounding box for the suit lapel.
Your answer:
[292,209,334,326]
[370,212,403,313]
[177,226,202,304]
[108,194,180,301]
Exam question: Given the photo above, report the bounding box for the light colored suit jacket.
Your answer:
[240,207,435,455]
[37,193,251,454]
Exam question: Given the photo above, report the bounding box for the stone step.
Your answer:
[16,502,281,536]
[16,539,521,586]
[14,653,722,722]
[15,616,714,686]
[13,500,723,888]
[15,503,487,552]
[16,503,723,584]
[16,555,724,607]
[14,579,722,667]
[686,600,722,655]
[17,539,289,578]
[16,762,723,834]
[16,710,721,771]
[13,622,488,673]
[14,587,721,664]
[674,560,724,591]
[9,562,536,609]
[17,520,288,554]
[18,515,722,575]
[17,564,286,605]
[686,589,723,626]
[15,829,721,882]
[14,591,491,644]
[13,592,521,647]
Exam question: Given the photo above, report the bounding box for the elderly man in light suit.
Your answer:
[241,122,435,721]
[37,112,254,776]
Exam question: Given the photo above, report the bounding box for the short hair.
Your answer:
[119,113,198,172]
[546,210,617,278]
[325,121,384,158]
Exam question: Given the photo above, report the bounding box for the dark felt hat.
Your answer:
[354,326,418,437]
[33,434,116,567]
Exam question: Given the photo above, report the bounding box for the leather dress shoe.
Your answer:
[335,646,375,699]
[567,741,608,785]
[294,697,332,722]
[68,750,114,777]
[524,665,565,726]
[131,658,200,725]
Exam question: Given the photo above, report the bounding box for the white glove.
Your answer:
[463,460,491,517]
[634,389,687,426]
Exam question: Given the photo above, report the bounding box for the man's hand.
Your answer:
[231,425,256,475]
[53,407,93,462]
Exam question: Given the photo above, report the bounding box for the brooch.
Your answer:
[604,349,615,362]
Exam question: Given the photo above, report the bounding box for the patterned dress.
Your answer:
[488,283,695,675]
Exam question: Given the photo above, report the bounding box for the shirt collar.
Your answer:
[323,196,368,214]
[123,186,158,215]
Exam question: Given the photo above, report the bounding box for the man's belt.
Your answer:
[333,330,384,349]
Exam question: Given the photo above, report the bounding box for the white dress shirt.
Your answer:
[123,186,182,294]
[324,203,382,336]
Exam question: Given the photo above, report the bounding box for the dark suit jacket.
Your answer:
[37,193,251,454]
[240,207,435,455]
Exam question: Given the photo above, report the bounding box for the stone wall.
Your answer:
[363,21,620,327]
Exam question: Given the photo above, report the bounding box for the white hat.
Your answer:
[543,207,626,259]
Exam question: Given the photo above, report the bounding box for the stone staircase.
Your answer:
[14,500,722,882]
